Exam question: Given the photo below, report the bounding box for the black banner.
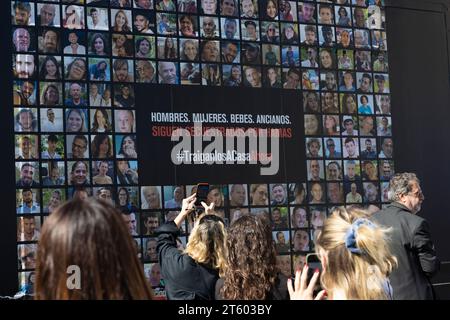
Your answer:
[137,85,306,185]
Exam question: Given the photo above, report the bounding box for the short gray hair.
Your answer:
[387,173,420,202]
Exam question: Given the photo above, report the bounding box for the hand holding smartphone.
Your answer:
[188,183,209,223]
[194,183,209,207]
[306,253,323,294]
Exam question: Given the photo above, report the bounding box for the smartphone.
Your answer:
[194,183,209,207]
[306,253,322,273]
[305,253,323,292]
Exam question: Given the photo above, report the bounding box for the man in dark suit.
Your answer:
[372,173,440,299]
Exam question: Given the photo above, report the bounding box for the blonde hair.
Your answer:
[316,206,397,300]
[184,213,228,277]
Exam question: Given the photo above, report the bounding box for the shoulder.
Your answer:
[374,203,426,225]
[215,278,225,300]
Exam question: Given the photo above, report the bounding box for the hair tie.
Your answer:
[344,218,376,254]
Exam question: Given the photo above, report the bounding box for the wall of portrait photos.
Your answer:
[11,0,392,298]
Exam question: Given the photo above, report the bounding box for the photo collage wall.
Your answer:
[12,0,392,299]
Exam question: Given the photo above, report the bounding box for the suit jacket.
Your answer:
[372,202,440,299]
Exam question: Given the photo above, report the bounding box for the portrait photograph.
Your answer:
[12,27,36,53]
[88,58,111,81]
[157,36,178,60]
[134,36,155,59]
[37,3,61,27]
[41,160,66,187]
[16,188,41,214]
[337,49,354,70]
[299,24,317,45]
[200,15,220,38]
[273,230,290,254]
[66,134,89,159]
[301,69,320,91]
[222,64,242,87]
[17,215,41,242]
[115,134,138,159]
[261,44,280,65]
[62,29,87,55]
[87,30,115,55]
[13,80,37,106]
[62,4,85,29]
[92,160,114,185]
[265,66,283,88]
[42,188,66,214]
[11,1,36,26]
[14,108,38,132]
[86,7,109,31]
[41,134,65,160]
[15,134,38,160]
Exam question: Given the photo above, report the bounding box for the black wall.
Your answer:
[385,0,450,298]
[0,0,20,297]
[386,0,450,261]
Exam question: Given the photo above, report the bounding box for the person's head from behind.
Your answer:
[314,206,397,299]
[387,172,424,214]
[185,213,227,276]
[220,214,276,299]
[35,199,152,299]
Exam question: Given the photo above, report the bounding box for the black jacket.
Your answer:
[372,202,440,300]
[156,222,219,300]
[214,272,289,300]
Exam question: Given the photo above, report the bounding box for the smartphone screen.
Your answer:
[195,183,209,206]
[306,253,322,273]
[306,253,323,290]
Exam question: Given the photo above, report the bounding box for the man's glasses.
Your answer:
[73,143,87,150]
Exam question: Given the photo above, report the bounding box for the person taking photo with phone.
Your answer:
[156,193,228,300]
[288,206,397,300]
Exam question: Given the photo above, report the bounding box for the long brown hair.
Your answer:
[221,215,277,300]
[35,199,152,299]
